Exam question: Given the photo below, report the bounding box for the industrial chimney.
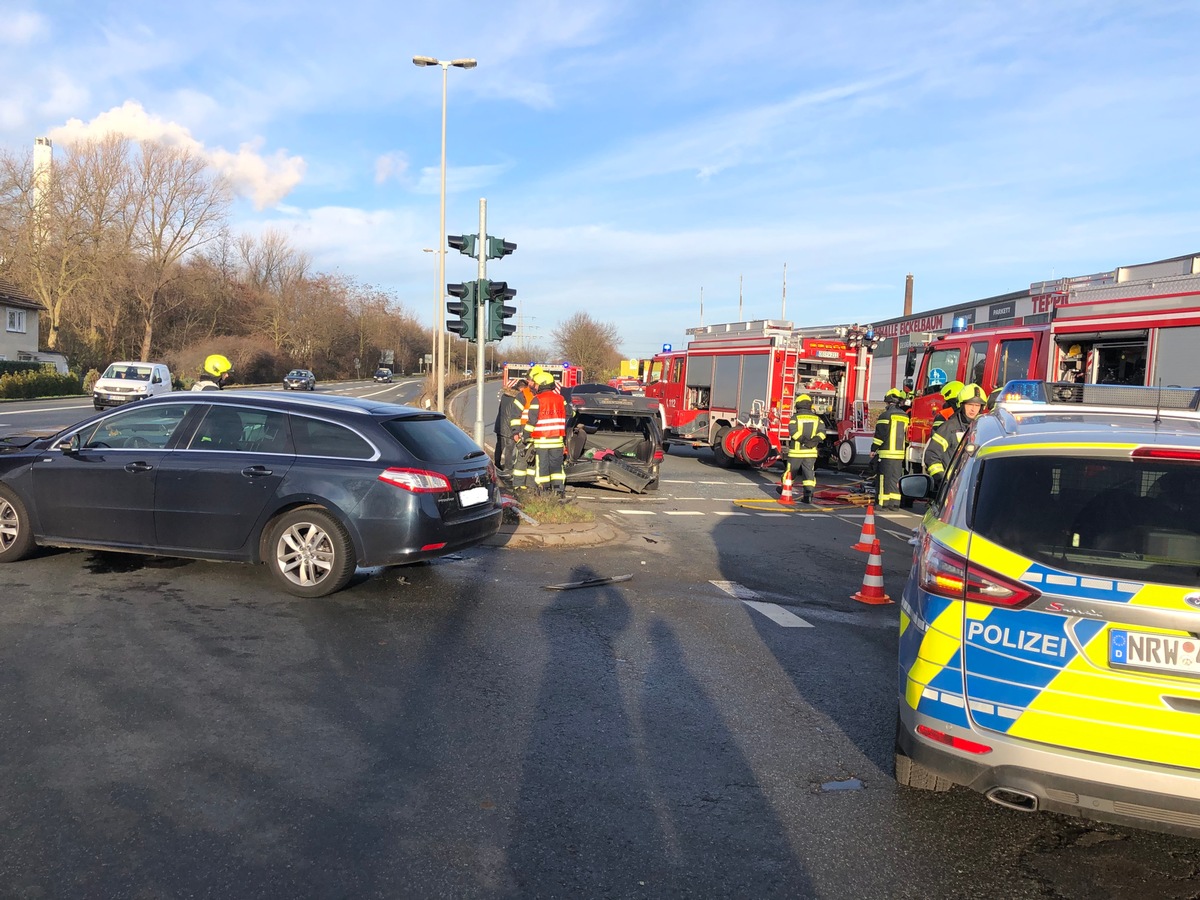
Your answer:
[903,273,914,317]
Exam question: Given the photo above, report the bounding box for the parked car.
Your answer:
[561,382,620,404]
[283,369,316,391]
[373,368,393,383]
[895,379,1200,839]
[0,392,502,597]
[92,362,173,411]
[563,393,664,492]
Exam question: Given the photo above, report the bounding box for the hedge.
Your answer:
[0,368,84,399]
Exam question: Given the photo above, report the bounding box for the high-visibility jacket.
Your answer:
[525,387,566,447]
[871,402,909,460]
[515,386,535,431]
[787,404,826,460]
[923,407,972,479]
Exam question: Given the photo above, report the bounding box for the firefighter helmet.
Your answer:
[940,380,964,401]
[533,370,555,387]
[884,388,905,402]
[957,383,987,406]
[528,365,546,380]
[795,392,812,406]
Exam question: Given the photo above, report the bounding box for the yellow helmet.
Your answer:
[528,365,545,379]
[795,393,812,405]
[940,380,964,401]
[884,387,905,402]
[533,371,555,386]
[957,383,987,405]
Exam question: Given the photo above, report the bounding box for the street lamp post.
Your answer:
[422,247,440,388]
[413,54,476,413]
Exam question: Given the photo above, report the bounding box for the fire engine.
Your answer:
[642,320,877,468]
[501,362,583,389]
[902,255,1200,469]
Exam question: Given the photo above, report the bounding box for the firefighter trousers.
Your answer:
[877,457,903,508]
[786,456,816,491]
[534,444,566,493]
[497,434,518,478]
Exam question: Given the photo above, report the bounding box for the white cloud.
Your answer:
[374,152,409,185]
[47,100,305,209]
[0,11,47,45]
[413,162,513,195]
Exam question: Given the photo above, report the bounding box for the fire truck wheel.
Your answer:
[712,428,734,468]
[835,440,855,469]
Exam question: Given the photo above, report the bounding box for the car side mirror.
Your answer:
[55,436,78,453]
[904,347,917,378]
[899,473,934,501]
[903,376,914,392]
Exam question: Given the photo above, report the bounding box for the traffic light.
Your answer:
[447,234,478,257]
[446,281,479,342]
[482,278,517,342]
[486,236,516,259]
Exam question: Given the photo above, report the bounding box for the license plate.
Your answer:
[1110,629,1200,678]
[458,486,489,507]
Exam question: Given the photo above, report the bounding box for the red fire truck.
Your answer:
[501,362,583,389]
[643,320,876,468]
[902,256,1200,469]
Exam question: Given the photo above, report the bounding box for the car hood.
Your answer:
[0,431,54,452]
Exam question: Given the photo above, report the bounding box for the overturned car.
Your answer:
[564,393,664,493]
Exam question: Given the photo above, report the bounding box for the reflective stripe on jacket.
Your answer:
[923,410,970,478]
[871,404,909,460]
[787,411,826,460]
[526,389,566,446]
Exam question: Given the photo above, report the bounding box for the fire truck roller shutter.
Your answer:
[1054,330,1147,344]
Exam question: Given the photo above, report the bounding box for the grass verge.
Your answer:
[505,490,594,525]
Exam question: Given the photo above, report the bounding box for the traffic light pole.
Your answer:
[475,198,488,446]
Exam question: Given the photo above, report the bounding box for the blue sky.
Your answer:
[2,1,1199,359]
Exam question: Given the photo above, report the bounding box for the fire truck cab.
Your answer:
[502,363,582,389]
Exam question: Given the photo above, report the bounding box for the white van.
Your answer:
[92,361,173,410]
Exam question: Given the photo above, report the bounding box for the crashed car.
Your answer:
[563,393,663,493]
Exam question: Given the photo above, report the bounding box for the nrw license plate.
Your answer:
[458,486,489,507]
[1110,629,1200,677]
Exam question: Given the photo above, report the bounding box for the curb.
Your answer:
[484,518,624,550]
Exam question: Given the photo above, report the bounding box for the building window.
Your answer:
[6,309,26,333]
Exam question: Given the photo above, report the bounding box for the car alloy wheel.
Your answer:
[0,486,37,563]
[267,507,356,597]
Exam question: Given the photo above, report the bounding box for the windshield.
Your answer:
[920,347,960,393]
[102,364,152,381]
[972,455,1200,588]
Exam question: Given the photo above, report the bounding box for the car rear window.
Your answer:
[291,416,375,459]
[381,415,487,462]
[972,455,1200,588]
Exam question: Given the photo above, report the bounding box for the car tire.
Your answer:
[266,507,356,598]
[894,751,954,792]
[711,428,734,468]
[0,485,37,563]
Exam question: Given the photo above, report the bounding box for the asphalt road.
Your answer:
[0,386,1197,898]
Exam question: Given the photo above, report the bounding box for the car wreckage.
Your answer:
[563,392,664,493]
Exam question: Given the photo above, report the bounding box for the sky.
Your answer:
[2,1,1199,360]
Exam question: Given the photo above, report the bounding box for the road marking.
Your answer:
[664,510,704,516]
[712,511,750,516]
[616,509,657,515]
[699,481,727,485]
[756,513,789,518]
[671,496,705,500]
[884,528,913,542]
[663,479,694,484]
[742,601,813,628]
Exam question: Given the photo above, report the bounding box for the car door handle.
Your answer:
[124,461,154,473]
[242,465,273,478]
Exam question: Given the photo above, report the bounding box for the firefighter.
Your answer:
[525,369,568,496]
[786,393,826,504]
[936,380,964,421]
[494,377,528,481]
[511,374,538,490]
[870,388,909,509]
[924,383,987,489]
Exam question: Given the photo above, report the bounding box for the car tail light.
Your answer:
[378,467,452,493]
[916,724,992,755]
[1132,447,1200,461]
[918,535,1040,608]
[652,449,664,461]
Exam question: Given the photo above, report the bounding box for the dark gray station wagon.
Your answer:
[0,392,502,596]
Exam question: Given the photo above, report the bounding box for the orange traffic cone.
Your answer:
[779,467,794,506]
[851,503,878,552]
[852,539,893,605]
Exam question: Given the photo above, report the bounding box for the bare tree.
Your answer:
[551,311,622,381]
[125,141,231,360]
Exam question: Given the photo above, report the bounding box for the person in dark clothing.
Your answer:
[786,393,826,503]
[924,383,986,489]
[870,388,909,509]
[493,378,527,479]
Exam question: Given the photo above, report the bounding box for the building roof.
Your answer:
[0,277,44,311]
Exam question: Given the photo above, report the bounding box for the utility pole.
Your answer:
[474,198,487,445]
[699,286,704,326]
[782,262,787,320]
[739,274,743,321]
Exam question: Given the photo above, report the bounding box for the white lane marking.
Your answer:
[711,580,761,599]
[616,509,657,515]
[712,511,750,516]
[699,481,727,485]
[664,510,704,516]
[671,496,705,500]
[742,601,814,628]
[756,513,789,518]
[663,479,694,484]
[883,529,912,542]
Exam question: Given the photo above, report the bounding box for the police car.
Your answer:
[895,380,1200,838]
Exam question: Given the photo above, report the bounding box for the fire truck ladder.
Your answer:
[777,345,800,446]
